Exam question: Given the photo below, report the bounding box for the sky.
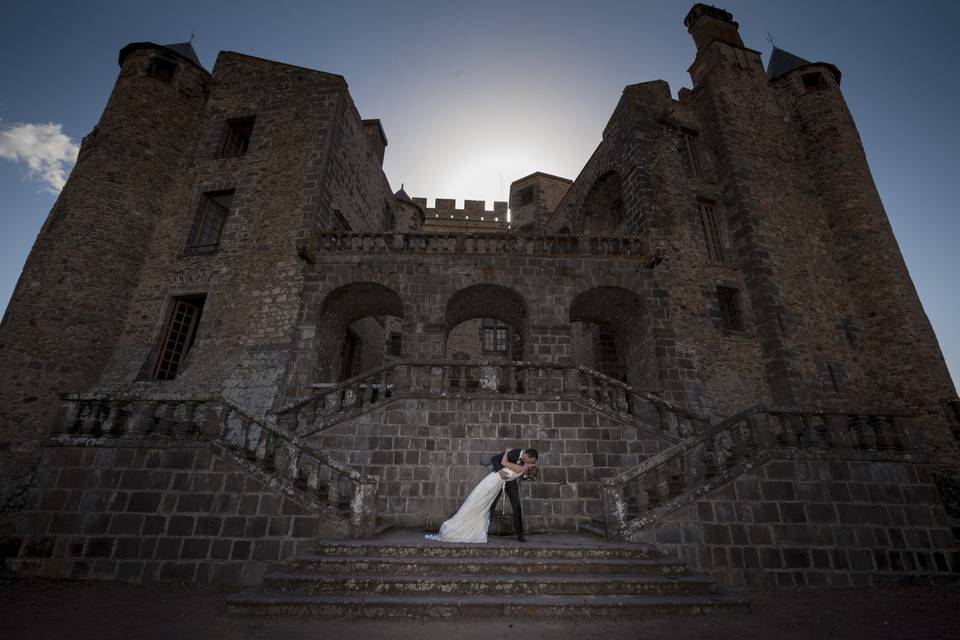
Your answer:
[0,0,957,392]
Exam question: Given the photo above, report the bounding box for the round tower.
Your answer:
[779,54,959,464]
[0,42,210,495]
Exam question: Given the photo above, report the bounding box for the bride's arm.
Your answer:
[500,450,524,474]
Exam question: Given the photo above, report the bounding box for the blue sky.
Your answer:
[1,0,957,392]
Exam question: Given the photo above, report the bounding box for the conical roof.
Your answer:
[118,40,208,73]
[394,184,413,203]
[161,42,203,68]
[766,47,812,80]
[765,46,841,84]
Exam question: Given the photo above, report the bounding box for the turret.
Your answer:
[0,42,210,483]
[683,4,744,53]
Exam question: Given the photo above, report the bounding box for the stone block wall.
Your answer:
[635,454,959,587]
[305,396,667,531]
[8,440,334,585]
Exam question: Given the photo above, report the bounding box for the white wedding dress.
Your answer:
[425,467,521,543]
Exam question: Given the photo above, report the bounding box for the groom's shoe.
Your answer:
[516,535,527,542]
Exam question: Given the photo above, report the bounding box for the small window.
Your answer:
[683,129,703,177]
[219,116,255,157]
[517,186,534,207]
[383,203,395,231]
[698,200,724,262]
[388,333,402,356]
[148,57,177,83]
[802,72,829,93]
[153,295,205,380]
[482,319,510,353]
[186,191,234,254]
[338,330,359,381]
[717,286,744,332]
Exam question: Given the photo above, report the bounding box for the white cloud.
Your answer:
[0,122,79,192]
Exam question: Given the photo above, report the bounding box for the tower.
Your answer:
[0,42,209,510]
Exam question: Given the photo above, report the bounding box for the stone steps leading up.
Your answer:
[226,533,748,618]
[226,592,750,618]
[261,572,717,597]
[311,539,660,560]
[283,554,688,576]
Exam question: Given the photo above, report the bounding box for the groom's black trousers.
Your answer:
[490,480,523,536]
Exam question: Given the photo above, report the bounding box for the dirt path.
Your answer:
[2,575,958,640]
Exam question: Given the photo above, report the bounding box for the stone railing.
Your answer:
[55,393,380,537]
[304,231,650,259]
[277,360,706,442]
[600,406,919,542]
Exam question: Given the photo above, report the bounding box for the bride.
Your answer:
[425,450,526,543]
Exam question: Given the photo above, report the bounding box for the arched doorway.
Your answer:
[442,284,527,388]
[582,171,624,234]
[315,282,404,382]
[569,286,656,389]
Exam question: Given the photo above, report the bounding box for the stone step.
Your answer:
[286,554,688,577]
[261,572,716,597]
[313,539,659,561]
[226,592,750,618]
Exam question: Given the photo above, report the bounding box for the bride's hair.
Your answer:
[526,448,539,460]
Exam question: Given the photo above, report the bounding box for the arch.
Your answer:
[319,281,404,327]
[582,170,624,235]
[315,282,404,382]
[443,284,528,360]
[569,286,656,389]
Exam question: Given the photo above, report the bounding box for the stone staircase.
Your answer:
[226,533,749,618]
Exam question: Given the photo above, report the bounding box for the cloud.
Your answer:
[0,122,79,192]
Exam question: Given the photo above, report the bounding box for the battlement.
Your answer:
[413,197,509,223]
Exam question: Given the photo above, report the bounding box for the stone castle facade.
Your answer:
[1,5,957,587]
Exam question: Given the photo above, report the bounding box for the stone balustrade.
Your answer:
[600,406,919,542]
[56,393,380,537]
[277,360,706,442]
[305,231,650,259]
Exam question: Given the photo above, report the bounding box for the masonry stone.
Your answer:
[0,5,957,587]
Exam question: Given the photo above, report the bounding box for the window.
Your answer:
[186,191,234,254]
[147,57,177,82]
[338,330,359,380]
[388,333,402,356]
[698,200,724,262]
[683,129,703,177]
[383,203,395,231]
[153,296,205,380]
[518,186,534,207]
[802,72,829,93]
[219,116,255,157]
[482,319,510,353]
[717,286,744,332]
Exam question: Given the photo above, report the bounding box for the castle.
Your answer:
[1,4,957,593]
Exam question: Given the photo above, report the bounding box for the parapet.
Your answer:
[413,197,509,223]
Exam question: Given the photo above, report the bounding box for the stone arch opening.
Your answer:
[443,284,527,364]
[569,286,656,389]
[583,170,624,235]
[316,282,404,382]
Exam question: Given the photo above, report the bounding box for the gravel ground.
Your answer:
[2,574,958,640]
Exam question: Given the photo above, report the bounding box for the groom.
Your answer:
[489,447,539,542]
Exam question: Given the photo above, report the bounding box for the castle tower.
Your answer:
[683,4,957,466]
[0,42,209,507]
[509,172,572,232]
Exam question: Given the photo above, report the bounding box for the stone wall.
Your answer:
[635,453,958,587]
[304,396,667,531]
[9,439,332,585]
[0,46,210,517]
[509,172,572,231]
[418,198,510,233]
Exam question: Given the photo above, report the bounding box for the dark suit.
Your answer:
[490,449,524,538]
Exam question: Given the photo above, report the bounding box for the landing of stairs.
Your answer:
[227,530,749,618]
